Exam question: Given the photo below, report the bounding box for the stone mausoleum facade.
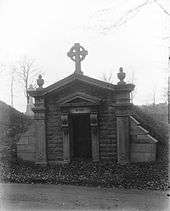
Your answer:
[17,43,158,165]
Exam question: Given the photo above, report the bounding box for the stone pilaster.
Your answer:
[90,112,99,162]
[61,113,70,163]
[33,97,47,165]
[115,68,134,164]
[116,109,130,164]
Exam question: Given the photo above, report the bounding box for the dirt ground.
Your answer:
[0,183,169,210]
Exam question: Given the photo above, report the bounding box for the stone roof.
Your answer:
[28,73,135,97]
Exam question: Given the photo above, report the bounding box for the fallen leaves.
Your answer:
[0,160,168,191]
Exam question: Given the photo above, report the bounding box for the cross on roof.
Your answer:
[67,43,88,74]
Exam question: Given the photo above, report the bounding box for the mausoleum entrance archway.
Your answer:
[61,106,99,163]
[69,113,92,160]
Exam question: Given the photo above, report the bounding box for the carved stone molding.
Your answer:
[31,96,47,165]
[61,113,70,163]
[90,112,99,162]
[32,97,46,120]
[90,113,98,127]
[33,109,46,120]
[35,97,45,107]
[61,114,69,127]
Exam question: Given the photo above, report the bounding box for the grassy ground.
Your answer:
[0,160,168,191]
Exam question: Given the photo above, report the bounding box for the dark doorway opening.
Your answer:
[69,113,92,160]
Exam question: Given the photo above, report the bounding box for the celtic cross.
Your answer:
[67,43,88,74]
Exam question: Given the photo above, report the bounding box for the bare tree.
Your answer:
[129,70,137,103]
[162,86,168,103]
[153,89,156,106]
[10,66,17,107]
[152,84,157,107]
[102,72,114,83]
[168,76,170,123]
[16,56,43,104]
[0,63,6,74]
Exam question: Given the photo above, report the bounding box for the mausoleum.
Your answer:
[17,43,158,165]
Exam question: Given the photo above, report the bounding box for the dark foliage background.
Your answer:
[0,101,32,162]
[132,104,168,163]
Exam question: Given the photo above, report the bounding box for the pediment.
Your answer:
[56,92,101,106]
[28,73,115,97]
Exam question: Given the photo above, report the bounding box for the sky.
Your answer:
[0,0,170,112]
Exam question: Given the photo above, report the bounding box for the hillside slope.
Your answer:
[0,101,32,161]
[140,103,168,123]
[132,104,168,162]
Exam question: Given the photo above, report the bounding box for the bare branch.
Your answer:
[10,68,16,107]
[108,0,150,29]
[154,0,170,16]
[88,0,169,35]
[102,72,114,83]
[0,63,6,73]
[15,56,43,104]
[89,0,150,34]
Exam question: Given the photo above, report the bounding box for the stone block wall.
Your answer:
[98,102,117,161]
[46,101,63,163]
[45,83,117,163]
[17,122,36,162]
[130,116,158,162]
[130,143,156,162]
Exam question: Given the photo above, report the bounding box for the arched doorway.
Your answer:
[69,113,92,160]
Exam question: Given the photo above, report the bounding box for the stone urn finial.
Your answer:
[117,67,126,85]
[37,74,44,89]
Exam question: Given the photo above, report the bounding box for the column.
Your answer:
[61,114,70,163]
[33,97,47,165]
[116,110,130,164]
[90,112,99,162]
[115,67,135,164]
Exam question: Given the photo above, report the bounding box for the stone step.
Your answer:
[48,150,63,155]
[100,141,116,144]
[100,142,116,146]
[100,146,115,150]
[100,139,117,143]
[48,154,63,160]
[100,155,114,159]
[100,145,116,149]
[100,135,116,139]
[99,126,116,130]
[100,128,116,131]
[100,152,116,156]
[100,126,116,129]
[100,150,116,154]
[48,143,62,148]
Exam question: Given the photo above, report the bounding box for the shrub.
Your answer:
[0,101,32,163]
